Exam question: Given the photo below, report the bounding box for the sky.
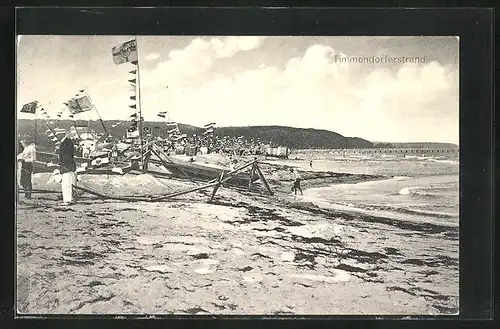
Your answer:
[17,35,459,144]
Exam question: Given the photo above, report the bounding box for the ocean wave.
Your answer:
[349,203,459,219]
[397,187,441,199]
[426,158,459,165]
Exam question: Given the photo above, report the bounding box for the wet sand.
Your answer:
[16,161,459,315]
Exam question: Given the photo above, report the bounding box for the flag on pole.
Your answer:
[204,122,216,128]
[128,78,136,84]
[21,101,38,114]
[130,96,136,101]
[129,105,136,109]
[68,95,93,114]
[127,129,140,138]
[112,39,138,65]
[129,69,137,74]
[157,113,166,118]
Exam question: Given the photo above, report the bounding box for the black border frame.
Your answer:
[1,5,495,328]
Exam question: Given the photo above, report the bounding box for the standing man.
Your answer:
[17,139,25,202]
[310,160,313,168]
[20,136,36,200]
[290,168,303,196]
[58,133,77,205]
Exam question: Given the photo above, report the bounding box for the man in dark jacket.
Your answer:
[58,134,77,205]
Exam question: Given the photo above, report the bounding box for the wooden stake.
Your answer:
[255,164,274,195]
[210,171,225,201]
[248,163,256,191]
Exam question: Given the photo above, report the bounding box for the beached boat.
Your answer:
[148,154,258,186]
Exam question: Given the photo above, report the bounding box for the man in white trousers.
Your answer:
[58,133,77,205]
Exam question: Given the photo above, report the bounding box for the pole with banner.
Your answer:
[112,37,144,170]
[135,36,144,171]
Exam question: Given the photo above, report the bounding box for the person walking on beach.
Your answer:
[19,136,36,200]
[291,168,303,196]
[58,134,77,205]
[310,160,313,168]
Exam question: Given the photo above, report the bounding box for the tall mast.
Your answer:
[34,103,38,145]
[135,36,144,171]
[82,89,109,137]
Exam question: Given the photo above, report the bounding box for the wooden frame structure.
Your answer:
[70,157,272,203]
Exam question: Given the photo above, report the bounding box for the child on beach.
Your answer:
[290,168,303,196]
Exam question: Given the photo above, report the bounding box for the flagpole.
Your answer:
[135,36,144,171]
[82,90,109,136]
[34,104,38,145]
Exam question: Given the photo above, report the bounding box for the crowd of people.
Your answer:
[16,128,301,205]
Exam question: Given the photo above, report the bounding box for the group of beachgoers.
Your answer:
[17,133,78,206]
[149,133,275,157]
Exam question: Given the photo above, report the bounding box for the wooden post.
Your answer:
[248,163,256,191]
[210,171,224,201]
[142,147,151,171]
[152,181,220,201]
[255,164,273,195]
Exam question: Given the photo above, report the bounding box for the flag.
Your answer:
[21,101,37,114]
[157,113,166,118]
[204,122,216,128]
[130,113,137,118]
[68,95,93,114]
[130,96,136,101]
[127,129,140,138]
[91,156,110,167]
[129,69,137,74]
[129,105,136,109]
[128,78,136,84]
[112,39,138,65]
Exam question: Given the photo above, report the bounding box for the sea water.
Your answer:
[295,151,459,227]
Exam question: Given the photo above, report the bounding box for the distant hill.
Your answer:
[16,119,373,151]
[374,142,459,149]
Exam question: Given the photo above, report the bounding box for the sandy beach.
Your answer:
[16,159,459,315]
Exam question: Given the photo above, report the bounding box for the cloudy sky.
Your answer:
[17,35,459,143]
